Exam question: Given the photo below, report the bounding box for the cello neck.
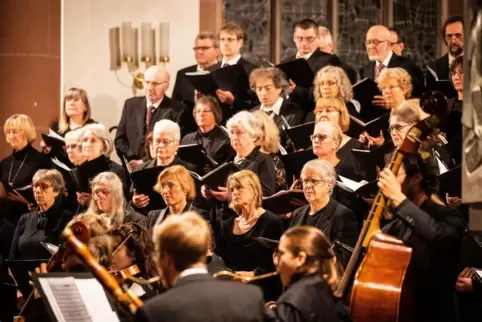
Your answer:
[335,149,404,298]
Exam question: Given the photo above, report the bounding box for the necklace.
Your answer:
[8,151,29,186]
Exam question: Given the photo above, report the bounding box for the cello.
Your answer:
[335,91,448,322]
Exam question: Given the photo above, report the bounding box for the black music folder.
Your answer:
[189,162,240,190]
[276,58,315,88]
[285,122,315,150]
[352,78,381,105]
[336,176,379,198]
[30,272,119,322]
[130,165,165,211]
[280,149,317,182]
[7,258,50,298]
[262,189,307,214]
[426,65,457,99]
[177,144,219,168]
[438,165,462,197]
[70,155,110,193]
[185,64,249,96]
[351,141,394,180]
[348,113,389,138]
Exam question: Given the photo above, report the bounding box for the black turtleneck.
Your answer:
[9,197,74,261]
[0,143,52,224]
[181,125,234,165]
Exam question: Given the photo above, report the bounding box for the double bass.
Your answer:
[335,91,448,321]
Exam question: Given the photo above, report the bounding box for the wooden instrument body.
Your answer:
[350,233,413,322]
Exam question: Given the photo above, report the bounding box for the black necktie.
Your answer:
[146,105,155,128]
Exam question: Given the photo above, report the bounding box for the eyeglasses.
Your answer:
[365,39,388,46]
[319,80,337,87]
[194,109,213,115]
[379,85,400,92]
[301,178,325,187]
[144,80,168,87]
[388,124,411,133]
[155,139,175,146]
[452,69,464,76]
[159,182,180,190]
[310,134,332,142]
[65,143,81,151]
[93,188,111,198]
[445,33,463,40]
[294,36,317,44]
[193,46,214,51]
[219,37,238,43]
[33,182,52,190]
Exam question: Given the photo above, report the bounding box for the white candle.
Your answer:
[121,22,134,61]
[159,22,170,60]
[141,22,153,62]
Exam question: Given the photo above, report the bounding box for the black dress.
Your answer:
[180,125,234,166]
[145,203,209,228]
[216,210,283,301]
[268,275,351,322]
[228,146,277,197]
[382,198,465,322]
[0,144,52,225]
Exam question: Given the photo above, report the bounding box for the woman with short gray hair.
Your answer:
[9,169,75,273]
[132,119,196,213]
[76,124,130,208]
[289,159,359,268]
[249,67,305,133]
[203,111,276,202]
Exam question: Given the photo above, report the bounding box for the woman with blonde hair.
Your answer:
[314,97,365,160]
[216,170,283,301]
[269,226,349,321]
[0,114,52,225]
[145,165,209,228]
[252,110,287,191]
[87,171,144,226]
[377,67,413,110]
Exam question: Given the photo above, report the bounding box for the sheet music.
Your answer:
[48,129,66,142]
[41,241,59,255]
[338,175,364,192]
[38,277,119,322]
[426,65,439,81]
[52,157,72,172]
[436,157,449,175]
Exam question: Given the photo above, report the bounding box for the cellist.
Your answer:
[378,153,465,322]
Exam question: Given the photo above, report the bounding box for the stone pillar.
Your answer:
[0,0,61,157]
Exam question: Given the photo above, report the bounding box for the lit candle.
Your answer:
[159,22,170,62]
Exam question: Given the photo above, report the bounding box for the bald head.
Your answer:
[144,66,170,103]
[365,25,392,62]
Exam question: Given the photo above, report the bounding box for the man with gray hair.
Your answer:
[318,26,358,84]
[172,32,219,107]
[115,65,194,169]
[360,25,424,98]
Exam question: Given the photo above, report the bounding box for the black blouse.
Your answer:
[145,204,209,228]
[9,197,74,261]
[0,144,52,224]
[271,275,350,322]
[181,126,234,165]
[216,210,283,301]
[228,146,277,196]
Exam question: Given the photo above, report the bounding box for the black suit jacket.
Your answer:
[250,98,305,128]
[382,198,465,322]
[136,273,266,322]
[290,199,359,268]
[360,53,425,98]
[429,53,450,80]
[283,49,341,112]
[172,64,198,107]
[114,96,194,160]
[208,57,259,122]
